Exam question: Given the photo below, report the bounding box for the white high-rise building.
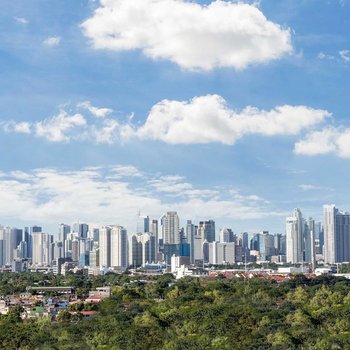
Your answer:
[286,208,304,264]
[110,226,128,270]
[304,217,316,265]
[323,205,350,264]
[99,226,111,268]
[31,232,52,266]
[162,212,180,244]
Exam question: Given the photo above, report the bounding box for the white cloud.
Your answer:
[78,101,113,118]
[81,0,292,71]
[91,118,119,144]
[295,127,350,158]
[35,111,86,142]
[0,166,282,231]
[1,96,330,147]
[298,184,333,191]
[14,17,29,25]
[43,36,61,47]
[317,52,334,60]
[124,95,330,145]
[110,165,143,178]
[339,50,350,62]
[2,121,31,134]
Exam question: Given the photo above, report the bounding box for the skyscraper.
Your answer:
[32,232,53,266]
[137,214,150,233]
[198,220,216,242]
[323,205,350,264]
[286,208,304,264]
[162,212,180,244]
[219,228,235,243]
[186,220,196,264]
[99,226,111,268]
[110,225,128,270]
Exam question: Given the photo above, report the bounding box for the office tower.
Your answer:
[140,233,156,265]
[88,228,99,242]
[52,241,64,260]
[314,222,323,255]
[110,226,128,269]
[186,220,196,264]
[130,232,157,267]
[193,235,204,263]
[286,208,304,264]
[27,226,42,259]
[162,212,180,244]
[151,219,159,258]
[250,234,260,251]
[4,228,22,265]
[323,205,350,264]
[219,228,235,243]
[0,227,4,266]
[137,214,150,233]
[209,242,236,265]
[58,224,70,242]
[259,231,275,261]
[202,240,209,263]
[239,232,249,251]
[304,218,316,265]
[89,248,99,268]
[99,226,111,268]
[32,232,53,266]
[71,239,80,262]
[274,233,286,255]
[198,220,216,242]
[130,234,143,267]
[73,223,89,239]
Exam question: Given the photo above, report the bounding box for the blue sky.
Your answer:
[1,0,350,236]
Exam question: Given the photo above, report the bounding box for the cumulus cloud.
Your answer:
[35,111,86,142]
[0,166,282,231]
[1,96,330,146]
[81,0,292,71]
[78,101,113,118]
[124,95,330,145]
[43,36,61,47]
[295,127,350,158]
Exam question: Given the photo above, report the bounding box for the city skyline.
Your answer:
[1,1,350,234]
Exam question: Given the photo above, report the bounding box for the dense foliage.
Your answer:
[1,273,350,349]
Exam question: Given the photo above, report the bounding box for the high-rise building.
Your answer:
[110,226,128,270]
[162,212,180,244]
[0,226,4,266]
[99,226,111,268]
[150,219,159,258]
[4,228,22,265]
[130,232,157,267]
[32,232,53,266]
[286,209,304,264]
[186,220,197,264]
[198,220,215,242]
[304,217,316,265]
[137,214,150,233]
[58,224,70,242]
[219,228,235,243]
[73,223,89,239]
[259,231,275,261]
[323,205,350,264]
[209,241,237,265]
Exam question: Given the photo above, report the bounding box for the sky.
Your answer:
[1,0,350,236]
